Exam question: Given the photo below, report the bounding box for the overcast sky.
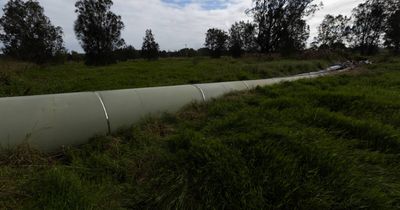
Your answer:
[0,0,365,52]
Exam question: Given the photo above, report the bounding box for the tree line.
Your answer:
[0,0,160,65]
[205,0,400,58]
[0,0,399,66]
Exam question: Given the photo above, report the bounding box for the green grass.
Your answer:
[1,57,400,209]
[0,57,330,97]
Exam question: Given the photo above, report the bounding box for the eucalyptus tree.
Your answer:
[0,0,64,64]
[350,0,391,54]
[247,0,320,54]
[385,5,400,53]
[315,14,351,49]
[205,28,228,58]
[74,0,125,65]
[229,21,257,57]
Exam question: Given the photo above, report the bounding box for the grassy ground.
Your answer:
[0,57,330,97]
[1,57,400,209]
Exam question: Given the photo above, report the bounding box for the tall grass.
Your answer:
[0,57,330,97]
[1,57,400,209]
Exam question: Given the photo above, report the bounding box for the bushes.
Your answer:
[0,71,11,86]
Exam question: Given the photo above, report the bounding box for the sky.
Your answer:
[0,0,365,52]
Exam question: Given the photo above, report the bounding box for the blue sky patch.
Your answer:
[161,0,232,10]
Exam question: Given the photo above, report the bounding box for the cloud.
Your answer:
[161,0,235,9]
[0,0,365,52]
[112,0,252,51]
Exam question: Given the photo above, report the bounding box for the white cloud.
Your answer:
[112,0,252,51]
[0,0,365,52]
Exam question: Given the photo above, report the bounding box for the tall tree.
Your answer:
[205,28,228,58]
[141,29,159,60]
[229,22,245,58]
[242,22,258,53]
[247,0,319,54]
[74,0,125,66]
[229,21,257,58]
[0,0,64,64]
[315,14,351,49]
[350,0,389,54]
[385,9,400,53]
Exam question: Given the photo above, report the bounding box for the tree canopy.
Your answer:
[205,28,228,58]
[315,15,351,49]
[0,0,65,64]
[74,0,125,66]
[247,0,319,54]
[350,0,389,54]
[229,21,258,58]
[141,29,160,60]
[3,0,400,62]
[385,7,400,53]
[114,45,138,62]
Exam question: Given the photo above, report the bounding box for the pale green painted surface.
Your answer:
[0,68,344,151]
[196,81,248,101]
[0,93,108,151]
[99,85,203,132]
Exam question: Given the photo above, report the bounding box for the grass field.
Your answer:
[0,57,330,97]
[1,57,400,209]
